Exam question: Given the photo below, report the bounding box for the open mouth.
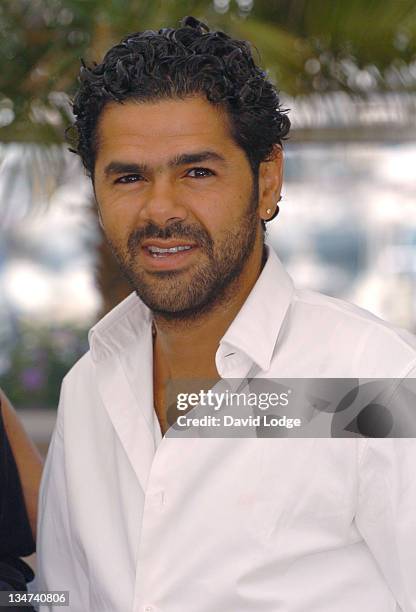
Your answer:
[140,241,199,270]
[146,245,194,258]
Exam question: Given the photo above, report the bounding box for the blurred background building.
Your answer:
[0,0,416,452]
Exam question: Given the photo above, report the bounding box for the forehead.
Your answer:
[95,96,237,165]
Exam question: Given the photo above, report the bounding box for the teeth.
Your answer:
[148,245,192,254]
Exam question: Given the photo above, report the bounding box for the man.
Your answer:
[38,16,416,612]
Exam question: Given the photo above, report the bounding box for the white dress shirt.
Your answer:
[38,247,416,612]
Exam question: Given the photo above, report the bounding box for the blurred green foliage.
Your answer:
[0,323,89,409]
[1,0,415,145]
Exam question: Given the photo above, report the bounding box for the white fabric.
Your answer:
[38,248,416,612]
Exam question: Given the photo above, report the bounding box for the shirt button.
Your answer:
[144,607,154,612]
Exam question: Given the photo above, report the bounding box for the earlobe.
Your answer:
[265,195,282,221]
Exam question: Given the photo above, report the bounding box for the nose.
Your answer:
[138,176,187,227]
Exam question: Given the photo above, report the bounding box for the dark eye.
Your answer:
[186,167,214,178]
[115,174,143,184]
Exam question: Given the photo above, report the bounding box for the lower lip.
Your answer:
[141,246,199,271]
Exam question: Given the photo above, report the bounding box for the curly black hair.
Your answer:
[71,15,290,182]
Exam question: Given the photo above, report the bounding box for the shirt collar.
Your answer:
[88,292,152,362]
[215,247,294,378]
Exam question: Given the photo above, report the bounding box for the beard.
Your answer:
[106,185,261,322]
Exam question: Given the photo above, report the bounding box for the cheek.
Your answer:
[201,189,255,234]
[99,206,131,251]
[200,180,251,219]
[97,193,138,243]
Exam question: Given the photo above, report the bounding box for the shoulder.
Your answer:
[282,287,416,377]
[61,350,95,390]
[295,288,415,345]
[57,292,151,420]
[54,352,98,435]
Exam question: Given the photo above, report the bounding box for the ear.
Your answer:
[258,145,283,221]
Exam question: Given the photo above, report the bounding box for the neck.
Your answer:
[153,245,266,380]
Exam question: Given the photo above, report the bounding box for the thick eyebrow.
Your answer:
[168,150,226,167]
[103,150,226,179]
[104,161,147,178]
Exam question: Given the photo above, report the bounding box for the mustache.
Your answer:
[127,221,214,255]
